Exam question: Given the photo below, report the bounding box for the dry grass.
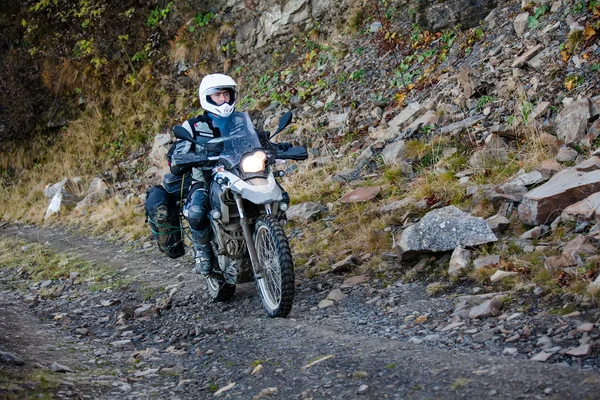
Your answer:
[409,170,466,205]
[426,282,447,296]
[0,79,168,235]
[86,198,148,241]
[283,159,351,205]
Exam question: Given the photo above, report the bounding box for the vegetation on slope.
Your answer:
[1,0,600,304]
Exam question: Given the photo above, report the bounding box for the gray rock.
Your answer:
[448,247,471,276]
[469,298,502,319]
[472,329,495,343]
[0,351,25,366]
[531,352,553,362]
[398,206,497,256]
[473,254,500,269]
[354,146,374,170]
[485,215,510,233]
[50,362,73,372]
[555,99,591,145]
[565,344,591,357]
[440,115,486,135]
[388,102,421,129]
[490,270,518,283]
[369,21,382,33]
[311,0,331,18]
[40,280,53,288]
[512,44,544,68]
[561,192,600,222]
[416,0,498,31]
[518,162,600,225]
[379,197,414,213]
[469,134,508,168]
[149,133,171,166]
[328,254,358,274]
[556,147,579,163]
[514,12,529,36]
[328,112,349,129]
[286,202,327,223]
[334,168,361,182]
[380,140,407,167]
[326,289,347,302]
[318,299,334,309]
[498,171,545,193]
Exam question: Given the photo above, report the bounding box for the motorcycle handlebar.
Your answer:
[170,152,210,169]
[276,146,309,161]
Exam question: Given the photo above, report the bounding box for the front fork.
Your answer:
[235,194,264,279]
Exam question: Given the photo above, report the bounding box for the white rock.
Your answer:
[490,270,518,283]
[566,344,592,357]
[318,299,334,309]
[326,289,347,302]
[531,352,552,362]
[448,247,472,277]
[576,322,594,333]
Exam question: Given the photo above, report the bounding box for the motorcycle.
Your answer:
[170,111,307,318]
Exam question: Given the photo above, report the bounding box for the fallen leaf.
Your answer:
[301,355,334,370]
[251,364,263,375]
[584,25,597,41]
[394,92,406,106]
[214,382,236,396]
[565,79,575,91]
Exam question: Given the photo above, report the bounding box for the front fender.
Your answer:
[217,171,282,205]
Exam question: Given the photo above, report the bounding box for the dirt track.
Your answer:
[1,223,600,399]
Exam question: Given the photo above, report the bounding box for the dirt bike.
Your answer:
[170,111,307,318]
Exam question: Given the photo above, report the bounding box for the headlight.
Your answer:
[241,151,267,173]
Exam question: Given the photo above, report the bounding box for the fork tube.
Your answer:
[235,194,263,277]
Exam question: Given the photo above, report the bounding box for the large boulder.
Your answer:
[149,133,171,167]
[518,157,600,225]
[397,206,497,257]
[554,99,591,145]
[414,0,500,31]
[43,178,82,219]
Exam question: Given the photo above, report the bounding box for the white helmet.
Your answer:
[198,73,237,117]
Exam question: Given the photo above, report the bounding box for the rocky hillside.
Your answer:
[2,0,600,346]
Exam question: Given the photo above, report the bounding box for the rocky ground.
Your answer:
[1,223,600,399]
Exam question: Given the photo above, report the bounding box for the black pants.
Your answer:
[186,182,210,246]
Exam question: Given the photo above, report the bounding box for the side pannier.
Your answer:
[145,185,185,259]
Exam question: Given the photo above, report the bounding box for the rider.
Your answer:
[170,73,291,275]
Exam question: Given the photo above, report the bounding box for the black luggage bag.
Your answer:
[145,185,185,259]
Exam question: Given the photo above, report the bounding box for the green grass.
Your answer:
[0,237,127,293]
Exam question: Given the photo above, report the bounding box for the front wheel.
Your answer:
[253,215,294,317]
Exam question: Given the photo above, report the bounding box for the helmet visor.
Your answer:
[206,86,235,96]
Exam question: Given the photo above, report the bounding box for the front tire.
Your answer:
[254,215,294,317]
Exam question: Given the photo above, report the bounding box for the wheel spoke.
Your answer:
[256,224,283,308]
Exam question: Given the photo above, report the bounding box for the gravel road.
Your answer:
[1,223,599,399]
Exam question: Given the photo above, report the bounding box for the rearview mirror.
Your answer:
[173,126,194,142]
[270,111,293,139]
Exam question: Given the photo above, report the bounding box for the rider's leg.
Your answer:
[187,184,213,275]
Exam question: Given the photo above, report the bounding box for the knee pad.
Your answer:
[187,189,209,230]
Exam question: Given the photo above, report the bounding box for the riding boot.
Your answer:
[193,243,213,275]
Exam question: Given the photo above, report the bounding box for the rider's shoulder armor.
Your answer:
[183,115,217,148]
